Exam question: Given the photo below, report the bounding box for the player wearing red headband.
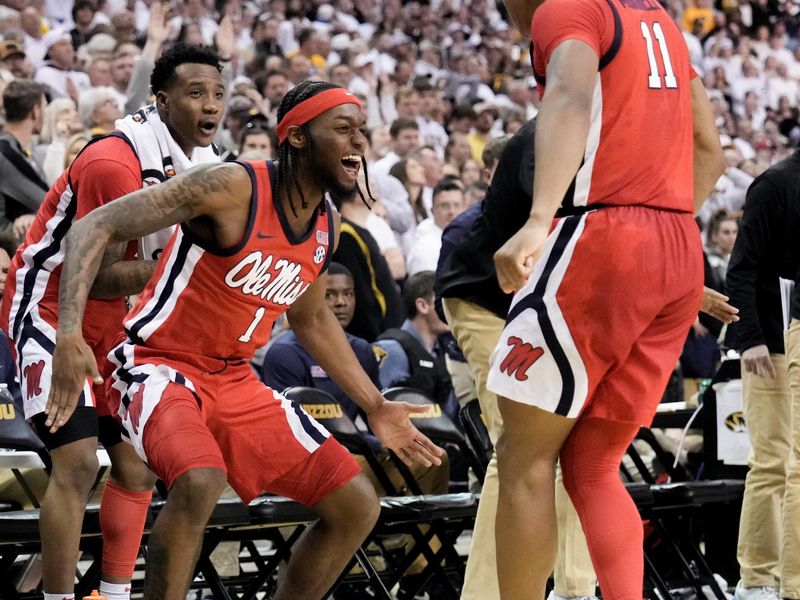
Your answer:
[47,80,445,600]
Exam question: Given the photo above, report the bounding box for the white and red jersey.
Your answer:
[531,0,695,213]
[121,160,333,362]
[0,135,140,358]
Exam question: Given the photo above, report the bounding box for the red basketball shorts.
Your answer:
[106,344,362,505]
[487,205,703,425]
[10,303,116,420]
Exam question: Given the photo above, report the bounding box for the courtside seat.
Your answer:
[379,493,477,523]
[248,495,316,525]
[649,479,744,510]
[625,482,655,509]
[0,504,102,545]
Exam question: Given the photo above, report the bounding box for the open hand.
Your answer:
[367,402,445,467]
[700,287,739,324]
[45,332,103,433]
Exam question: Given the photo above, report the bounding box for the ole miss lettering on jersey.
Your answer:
[123,160,333,360]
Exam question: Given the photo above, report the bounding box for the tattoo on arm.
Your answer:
[57,163,240,336]
[90,260,156,299]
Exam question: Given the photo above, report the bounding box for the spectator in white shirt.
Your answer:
[729,60,764,112]
[34,29,90,100]
[766,62,798,110]
[406,180,465,276]
[371,117,420,179]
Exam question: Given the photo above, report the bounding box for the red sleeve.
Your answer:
[532,0,615,74]
[71,137,141,220]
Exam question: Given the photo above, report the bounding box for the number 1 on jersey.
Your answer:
[641,21,677,89]
[239,306,266,343]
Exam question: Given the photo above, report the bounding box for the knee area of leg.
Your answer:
[110,462,157,492]
[171,468,227,505]
[327,475,380,530]
[51,452,100,490]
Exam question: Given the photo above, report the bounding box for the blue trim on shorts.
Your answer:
[505,216,582,417]
[292,402,328,445]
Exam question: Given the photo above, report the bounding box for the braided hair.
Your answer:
[275,80,373,217]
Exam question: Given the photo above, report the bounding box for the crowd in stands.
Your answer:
[0,0,796,492]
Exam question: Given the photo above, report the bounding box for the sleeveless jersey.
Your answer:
[0,135,140,349]
[122,160,333,361]
[531,0,695,213]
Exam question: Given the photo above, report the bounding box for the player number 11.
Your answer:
[641,21,677,89]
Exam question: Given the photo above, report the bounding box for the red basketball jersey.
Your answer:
[1,136,140,351]
[531,0,695,213]
[122,160,333,361]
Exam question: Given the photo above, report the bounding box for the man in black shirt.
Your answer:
[726,151,800,600]
[331,194,405,342]
[0,79,48,236]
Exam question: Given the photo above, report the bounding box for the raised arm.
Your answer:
[45,162,249,431]
[690,77,726,213]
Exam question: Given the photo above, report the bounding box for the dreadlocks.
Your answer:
[275,80,373,217]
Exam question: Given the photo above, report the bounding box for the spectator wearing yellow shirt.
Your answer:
[683,0,716,35]
[285,27,327,73]
[468,102,499,166]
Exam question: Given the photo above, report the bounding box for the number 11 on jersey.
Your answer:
[641,21,677,89]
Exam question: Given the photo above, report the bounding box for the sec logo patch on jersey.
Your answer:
[314,246,326,264]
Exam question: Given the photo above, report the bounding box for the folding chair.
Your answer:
[624,429,742,600]
[281,386,397,599]
[0,393,49,509]
[382,387,484,491]
[283,386,476,600]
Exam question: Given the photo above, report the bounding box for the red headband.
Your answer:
[276,88,362,144]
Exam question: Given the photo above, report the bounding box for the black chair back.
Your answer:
[381,387,465,446]
[282,386,400,494]
[0,391,45,453]
[458,399,491,483]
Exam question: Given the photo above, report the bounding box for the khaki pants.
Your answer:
[785,321,800,598]
[737,335,800,598]
[443,298,596,599]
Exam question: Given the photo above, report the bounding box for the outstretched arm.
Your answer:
[287,226,443,467]
[46,162,250,432]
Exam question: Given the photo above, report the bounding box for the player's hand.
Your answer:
[367,401,445,467]
[494,220,549,294]
[742,344,776,379]
[700,287,740,324]
[45,331,103,433]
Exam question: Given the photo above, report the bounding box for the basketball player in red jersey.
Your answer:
[47,80,444,600]
[0,44,225,600]
[485,0,728,598]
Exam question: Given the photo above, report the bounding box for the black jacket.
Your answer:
[726,149,800,354]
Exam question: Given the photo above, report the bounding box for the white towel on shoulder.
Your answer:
[115,105,219,260]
